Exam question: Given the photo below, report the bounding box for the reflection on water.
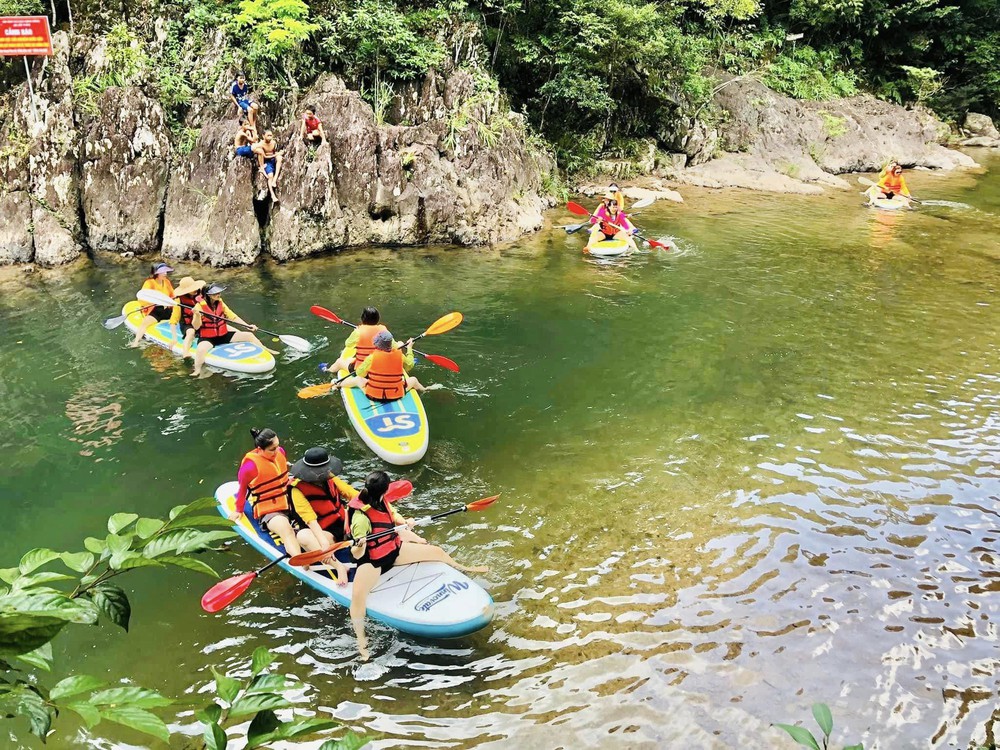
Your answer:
[2,156,1000,748]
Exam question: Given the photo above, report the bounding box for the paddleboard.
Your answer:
[339,368,429,465]
[585,238,631,257]
[866,193,911,211]
[214,481,493,638]
[123,300,275,374]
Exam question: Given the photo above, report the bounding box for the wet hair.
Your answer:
[305,105,316,114]
[361,307,380,325]
[249,427,278,450]
[358,470,390,506]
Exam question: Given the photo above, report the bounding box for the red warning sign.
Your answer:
[0,16,53,57]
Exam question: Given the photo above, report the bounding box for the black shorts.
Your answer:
[359,546,400,574]
[180,324,196,338]
[150,307,172,322]
[201,331,236,346]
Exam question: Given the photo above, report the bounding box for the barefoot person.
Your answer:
[299,105,326,146]
[331,330,427,401]
[348,470,488,660]
[130,263,175,347]
[234,122,257,159]
[190,283,272,377]
[229,73,259,130]
[168,276,205,357]
[252,131,282,202]
[587,193,639,253]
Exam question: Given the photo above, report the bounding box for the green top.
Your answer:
[355,345,415,377]
[340,327,399,354]
[350,503,405,540]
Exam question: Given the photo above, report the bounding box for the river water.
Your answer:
[2,153,999,749]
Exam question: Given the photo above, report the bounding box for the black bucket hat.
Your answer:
[290,447,343,484]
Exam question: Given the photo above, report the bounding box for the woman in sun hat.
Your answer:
[168,276,205,357]
[130,262,175,348]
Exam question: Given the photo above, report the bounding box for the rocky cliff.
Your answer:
[0,31,556,267]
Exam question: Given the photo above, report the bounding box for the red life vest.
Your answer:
[348,496,402,561]
[291,476,347,534]
[304,115,320,134]
[353,324,388,367]
[196,298,228,339]
[364,349,406,401]
[242,450,290,519]
[178,294,202,327]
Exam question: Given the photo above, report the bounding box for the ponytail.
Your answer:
[361,470,390,506]
[250,427,278,449]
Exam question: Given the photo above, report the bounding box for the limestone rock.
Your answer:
[964,113,1000,139]
[959,135,1000,148]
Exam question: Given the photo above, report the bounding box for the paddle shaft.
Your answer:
[328,316,436,354]
[173,299,284,339]
[858,176,920,203]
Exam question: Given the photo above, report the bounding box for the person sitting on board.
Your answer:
[867,161,912,204]
[299,105,326,146]
[190,282,272,377]
[130,262,175,348]
[233,122,257,159]
[322,306,395,376]
[587,194,638,253]
[229,73,259,129]
[168,276,205,358]
[348,470,489,661]
[228,428,334,565]
[332,330,427,401]
[252,131,282,202]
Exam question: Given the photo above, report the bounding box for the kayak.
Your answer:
[585,238,631,257]
[122,300,275,374]
[214,481,494,638]
[339,368,429,465]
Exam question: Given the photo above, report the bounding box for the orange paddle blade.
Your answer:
[466,494,501,512]
[288,540,352,567]
[201,571,257,612]
[423,312,463,336]
[298,382,334,399]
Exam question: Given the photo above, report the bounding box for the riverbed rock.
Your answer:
[964,113,1000,139]
[958,135,1000,148]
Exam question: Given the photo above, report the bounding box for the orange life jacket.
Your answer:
[364,349,406,402]
[879,173,904,194]
[291,476,347,535]
[243,449,290,519]
[348,496,402,561]
[353,324,388,367]
[140,277,175,316]
[196,298,228,339]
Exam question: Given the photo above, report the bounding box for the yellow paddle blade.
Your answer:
[297,382,334,399]
[424,312,463,336]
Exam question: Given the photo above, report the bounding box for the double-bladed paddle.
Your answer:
[287,493,501,567]
[857,175,922,205]
[200,479,414,612]
[563,197,654,233]
[136,289,312,352]
[565,200,669,249]
[297,310,463,399]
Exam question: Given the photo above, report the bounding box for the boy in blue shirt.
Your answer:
[230,74,258,129]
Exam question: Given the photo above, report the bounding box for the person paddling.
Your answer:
[168,276,205,357]
[331,330,427,401]
[588,193,638,252]
[349,470,488,660]
[867,162,912,204]
[190,282,272,377]
[323,306,396,375]
[229,428,333,564]
[130,263,175,348]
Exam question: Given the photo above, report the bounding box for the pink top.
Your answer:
[590,204,634,232]
[235,446,287,515]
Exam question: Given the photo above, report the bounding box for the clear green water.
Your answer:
[2,153,1000,748]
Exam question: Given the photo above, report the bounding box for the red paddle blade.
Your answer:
[422,353,459,372]
[201,571,257,613]
[288,540,352,567]
[310,305,344,325]
[566,201,590,217]
[386,479,414,501]
[466,494,501,512]
[647,239,671,251]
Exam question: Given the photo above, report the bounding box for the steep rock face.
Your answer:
[0,100,34,263]
[80,87,171,253]
[161,120,261,266]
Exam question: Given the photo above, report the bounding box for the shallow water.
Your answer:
[2,152,1000,749]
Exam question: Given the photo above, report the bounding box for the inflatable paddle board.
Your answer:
[867,194,911,211]
[339,368,429,465]
[585,238,631,257]
[215,482,493,638]
[123,300,274,374]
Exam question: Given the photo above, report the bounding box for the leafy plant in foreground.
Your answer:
[774,702,863,750]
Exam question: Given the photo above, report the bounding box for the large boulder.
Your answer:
[964,113,1000,139]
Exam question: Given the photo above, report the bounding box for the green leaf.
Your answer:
[0,619,65,656]
[107,513,139,534]
[229,691,293,717]
[204,720,228,750]
[196,702,223,725]
[0,567,21,584]
[246,673,296,695]
[246,708,281,748]
[169,497,219,521]
[105,532,133,557]
[19,548,60,575]
[60,551,96,573]
[842,745,864,750]
[135,518,165,539]
[98,704,169,743]
[89,686,172,709]
[164,514,233,530]
[319,732,371,750]
[11,571,75,590]
[157,555,219,578]
[812,703,833,738]
[49,675,106,702]
[0,591,100,626]
[144,530,236,558]
[15,642,52,671]
[14,686,51,739]
[774,724,822,750]
[211,667,242,705]
[83,537,107,555]
[89,584,131,631]
[63,700,101,728]
[273,717,341,741]
[251,646,276,677]
[111,553,163,572]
